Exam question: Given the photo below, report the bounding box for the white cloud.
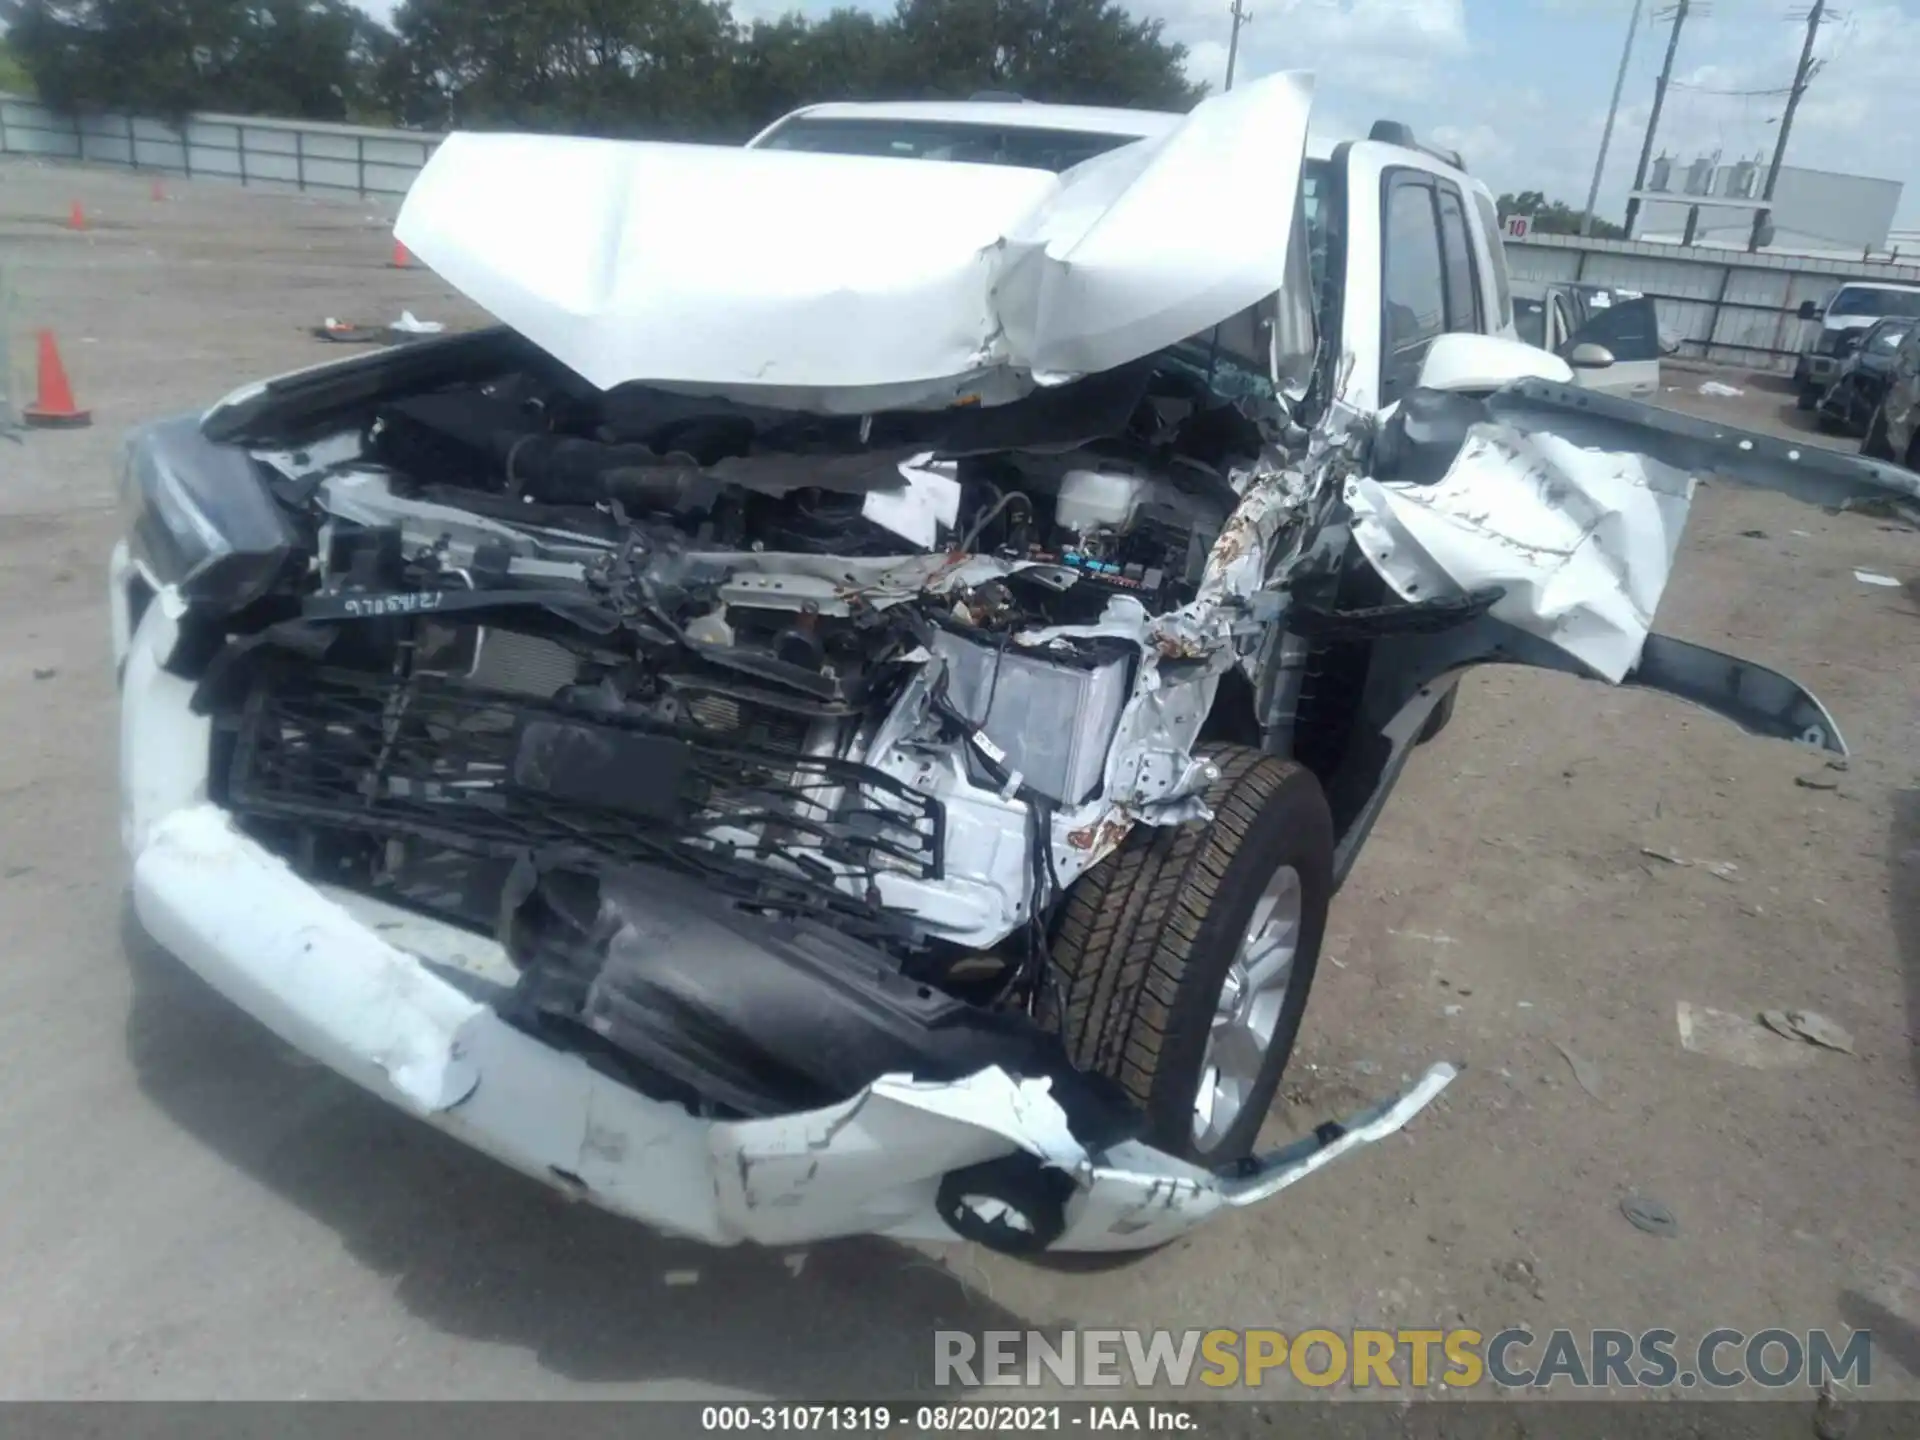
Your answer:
[1191,0,1469,100]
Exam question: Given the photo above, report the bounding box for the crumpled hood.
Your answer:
[393,73,1311,413]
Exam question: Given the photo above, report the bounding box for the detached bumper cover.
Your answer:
[130,804,1453,1250]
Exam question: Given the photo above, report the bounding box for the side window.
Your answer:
[1436,184,1482,333]
[1471,188,1514,328]
[1380,173,1447,403]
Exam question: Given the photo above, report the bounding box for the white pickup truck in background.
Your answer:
[1794,281,1920,410]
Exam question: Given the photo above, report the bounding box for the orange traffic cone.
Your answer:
[23,330,92,429]
[389,239,411,268]
[66,201,86,231]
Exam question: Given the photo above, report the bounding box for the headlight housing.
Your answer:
[120,416,297,615]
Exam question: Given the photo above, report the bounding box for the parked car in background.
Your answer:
[1794,281,1920,410]
[1816,316,1914,436]
[1863,320,1920,469]
[1512,281,1662,399]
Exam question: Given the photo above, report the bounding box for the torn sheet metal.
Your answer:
[393,73,1310,412]
[1344,378,1920,686]
[1346,422,1695,684]
[130,799,1453,1250]
[1057,1063,1457,1250]
[853,436,1333,930]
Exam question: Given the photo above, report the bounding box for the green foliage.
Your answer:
[381,0,739,135]
[12,0,393,120]
[1496,189,1628,241]
[884,0,1202,110]
[0,35,36,94]
[9,0,1203,133]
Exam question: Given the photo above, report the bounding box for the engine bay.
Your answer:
[188,330,1319,1063]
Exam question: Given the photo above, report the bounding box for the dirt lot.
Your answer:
[2,157,1918,1405]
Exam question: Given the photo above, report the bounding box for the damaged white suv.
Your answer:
[113,73,1915,1256]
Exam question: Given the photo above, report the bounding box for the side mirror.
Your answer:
[1798,299,1820,321]
[1568,342,1616,369]
[1415,332,1574,393]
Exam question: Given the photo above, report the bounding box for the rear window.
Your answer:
[752,116,1140,173]
[1829,287,1920,319]
[1471,189,1514,328]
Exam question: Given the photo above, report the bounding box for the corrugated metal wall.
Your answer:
[0,94,441,198]
[1506,233,1920,373]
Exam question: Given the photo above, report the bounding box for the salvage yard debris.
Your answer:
[1677,1002,1817,1069]
[1620,1195,1678,1237]
[1553,1041,1603,1099]
[313,314,449,344]
[1757,1009,1856,1055]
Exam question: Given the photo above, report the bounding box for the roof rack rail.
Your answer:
[1368,119,1466,173]
[968,90,1027,102]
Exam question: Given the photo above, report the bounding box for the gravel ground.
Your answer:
[2,157,1917,1406]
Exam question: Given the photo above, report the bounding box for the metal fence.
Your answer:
[0,92,442,199]
[1507,232,1920,375]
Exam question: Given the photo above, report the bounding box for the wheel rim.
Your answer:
[1193,864,1302,1148]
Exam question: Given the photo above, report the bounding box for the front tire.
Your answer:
[1045,744,1332,1163]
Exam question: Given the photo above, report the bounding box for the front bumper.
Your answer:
[114,543,1455,1252]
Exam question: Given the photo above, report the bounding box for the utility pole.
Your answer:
[1224,0,1252,91]
[1748,0,1825,251]
[1583,0,1645,235]
[1622,0,1691,238]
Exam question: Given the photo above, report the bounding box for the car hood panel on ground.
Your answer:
[393,73,1311,412]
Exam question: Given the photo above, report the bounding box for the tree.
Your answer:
[383,0,739,135]
[12,0,392,120]
[1496,189,1627,241]
[885,0,1201,110]
[14,0,1202,135]
[730,8,894,134]
[0,34,36,94]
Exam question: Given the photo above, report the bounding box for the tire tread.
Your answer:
[1049,744,1305,1111]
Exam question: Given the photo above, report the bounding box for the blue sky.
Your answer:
[1168,0,1920,231]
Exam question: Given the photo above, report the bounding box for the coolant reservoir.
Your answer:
[1055,469,1146,533]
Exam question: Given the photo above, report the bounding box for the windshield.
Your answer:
[1868,320,1914,353]
[1828,287,1920,319]
[753,116,1142,173]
